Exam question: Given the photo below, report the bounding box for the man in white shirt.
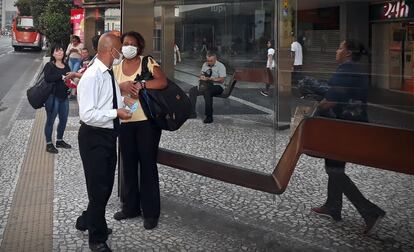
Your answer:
[76,33,132,252]
[291,36,303,86]
[261,40,275,96]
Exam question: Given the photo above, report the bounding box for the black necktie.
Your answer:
[108,69,120,132]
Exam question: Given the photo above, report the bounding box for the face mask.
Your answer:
[111,48,123,65]
[122,45,138,59]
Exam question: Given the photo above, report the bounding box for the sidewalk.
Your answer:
[0,95,413,251]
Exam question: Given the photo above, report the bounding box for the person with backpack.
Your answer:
[112,31,167,230]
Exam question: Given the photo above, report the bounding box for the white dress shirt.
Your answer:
[77,58,124,129]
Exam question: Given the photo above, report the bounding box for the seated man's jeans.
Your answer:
[189,82,223,117]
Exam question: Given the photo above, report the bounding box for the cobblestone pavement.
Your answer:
[0,115,413,251]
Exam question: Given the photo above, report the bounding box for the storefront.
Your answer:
[371,0,414,93]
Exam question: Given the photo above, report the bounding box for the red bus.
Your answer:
[12,16,43,51]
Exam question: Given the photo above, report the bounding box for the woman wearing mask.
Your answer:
[66,35,84,72]
[44,44,75,153]
[113,31,167,230]
[311,39,385,235]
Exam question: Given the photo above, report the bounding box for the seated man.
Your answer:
[189,51,226,123]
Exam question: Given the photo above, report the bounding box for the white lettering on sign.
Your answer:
[384,0,410,19]
[211,5,226,14]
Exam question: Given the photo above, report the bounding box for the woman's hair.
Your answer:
[343,39,368,62]
[91,34,101,52]
[267,40,274,47]
[50,44,66,63]
[72,35,81,43]
[121,31,145,55]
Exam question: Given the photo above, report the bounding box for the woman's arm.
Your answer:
[144,65,168,90]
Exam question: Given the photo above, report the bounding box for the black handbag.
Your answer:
[27,63,55,109]
[135,56,191,131]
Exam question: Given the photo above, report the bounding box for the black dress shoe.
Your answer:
[89,242,112,252]
[75,216,112,235]
[113,211,141,221]
[143,218,158,230]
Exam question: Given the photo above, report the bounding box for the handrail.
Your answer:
[157,117,414,194]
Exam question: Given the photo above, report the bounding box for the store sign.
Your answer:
[371,0,413,21]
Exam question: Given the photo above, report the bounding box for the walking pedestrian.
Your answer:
[112,31,167,230]
[75,33,133,252]
[291,35,303,86]
[311,39,386,235]
[43,44,74,154]
[260,40,275,97]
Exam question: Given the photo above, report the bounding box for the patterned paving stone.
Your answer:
[49,117,414,251]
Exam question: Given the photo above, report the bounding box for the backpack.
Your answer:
[135,56,191,131]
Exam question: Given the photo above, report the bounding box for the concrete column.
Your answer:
[161,5,175,79]
[121,0,154,55]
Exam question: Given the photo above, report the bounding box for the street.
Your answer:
[0,36,44,144]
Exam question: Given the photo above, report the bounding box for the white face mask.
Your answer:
[122,45,138,59]
[111,48,123,65]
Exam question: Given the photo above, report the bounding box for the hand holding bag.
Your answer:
[27,63,55,109]
[135,56,191,131]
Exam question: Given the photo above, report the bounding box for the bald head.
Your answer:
[96,33,122,68]
[98,33,121,53]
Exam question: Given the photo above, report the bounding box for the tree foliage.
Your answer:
[31,0,49,27]
[14,0,31,16]
[38,0,73,47]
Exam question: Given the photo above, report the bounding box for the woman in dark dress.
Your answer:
[43,44,73,153]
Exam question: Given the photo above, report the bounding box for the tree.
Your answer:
[39,0,73,47]
[14,0,31,16]
[31,0,49,27]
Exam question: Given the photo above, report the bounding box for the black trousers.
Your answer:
[189,84,223,117]
[78,124,117,243]
[292,65,303,86]
[119,120,161,219]
[324,159,382,219]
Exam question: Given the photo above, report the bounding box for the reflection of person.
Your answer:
[76,33,133,252]
[321,33,327,53]
[113,31,167,230]
[312,39,386,235]
[66,35,83,72]
[200,37,208,60]
[261,40,275,97]
[189,51,226,124]
[174,43,181,65]
[43,45,73,154]
[291,35,303,86]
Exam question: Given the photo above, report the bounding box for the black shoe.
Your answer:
[203,116,213,124]
[76,216,112,235]
[89,242,112,252]
[113,211,141,221]
[143,218,158,230]
[56,140,72,149]
[311,205,342,221]
[46,143,58,154]
[364,210,386,235]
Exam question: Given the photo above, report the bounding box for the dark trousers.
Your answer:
[119,120,161,219]
[44,95,69,143]
[189,84,223,117]
[324,159,382,219]
[292,65,303,86]
[78,124,117,243]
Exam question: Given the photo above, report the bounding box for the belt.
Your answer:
[79,121,117,134]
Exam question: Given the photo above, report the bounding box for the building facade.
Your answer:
[1,0,17,30]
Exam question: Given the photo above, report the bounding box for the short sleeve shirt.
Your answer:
[267,48,275,69]
[113,56,159,122]
[291,41,303,66]
[201,60,226,79]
